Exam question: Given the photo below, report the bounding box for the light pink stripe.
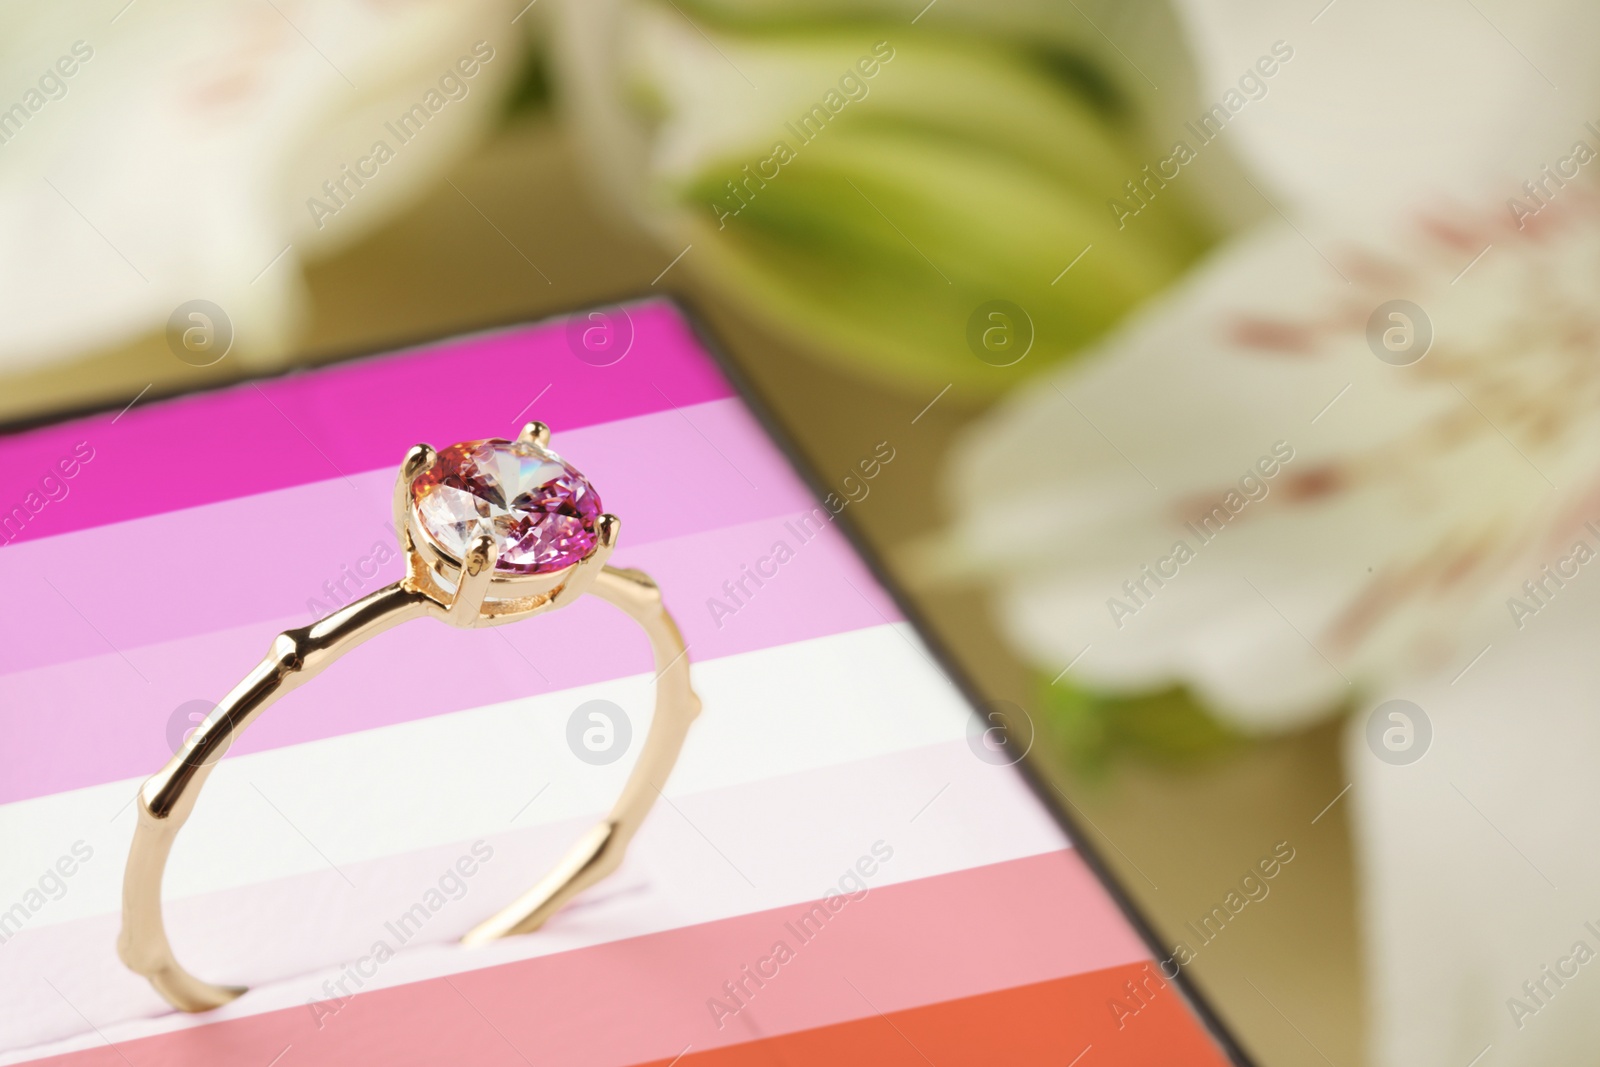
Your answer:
[0,301,730,546]
[0,515,900,805]
[0,400,812,677]
[11,851,1131,1067]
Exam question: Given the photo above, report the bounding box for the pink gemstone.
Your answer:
[411,438,603,574]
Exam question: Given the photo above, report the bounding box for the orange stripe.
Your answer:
[632,963,1234,1067]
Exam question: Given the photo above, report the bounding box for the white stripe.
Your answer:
[2,625,971,922]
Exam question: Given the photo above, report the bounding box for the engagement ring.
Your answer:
[117,422,700,1012]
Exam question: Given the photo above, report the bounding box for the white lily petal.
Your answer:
[949,193,1600,730]
[1168,0,1600,221]
[1346,573,1600,1065]
[0,0,519,372]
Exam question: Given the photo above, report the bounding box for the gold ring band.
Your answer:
[116,423,700,1012]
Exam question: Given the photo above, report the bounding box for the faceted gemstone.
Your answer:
[410,438,603,574]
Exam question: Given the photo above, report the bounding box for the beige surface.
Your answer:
[0,117,1363,1065]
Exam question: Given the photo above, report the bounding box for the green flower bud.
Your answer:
[560,4,1216,389]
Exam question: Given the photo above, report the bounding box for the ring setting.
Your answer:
[412,429,604,575]
[399,423,619,623]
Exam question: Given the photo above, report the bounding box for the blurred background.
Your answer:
[7,1,1598,1063]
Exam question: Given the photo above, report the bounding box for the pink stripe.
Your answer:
[0,400,812,677]
[0,302,730,546]
[0,516,901,805]
[14,851,1139,1067]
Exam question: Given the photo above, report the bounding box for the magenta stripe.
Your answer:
[0,515,901,805]
[0,400,813,677]
[0,302,730,546]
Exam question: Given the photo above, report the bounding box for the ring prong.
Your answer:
[549,516,617,609]
[518,422,551,448]
[394,444,436,558]
[449,527,497,624]
[402,443,437,479]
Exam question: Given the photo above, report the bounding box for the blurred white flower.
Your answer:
[947,202,1600,728]
[943,0,1600,1063]
[0,0,520,372]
